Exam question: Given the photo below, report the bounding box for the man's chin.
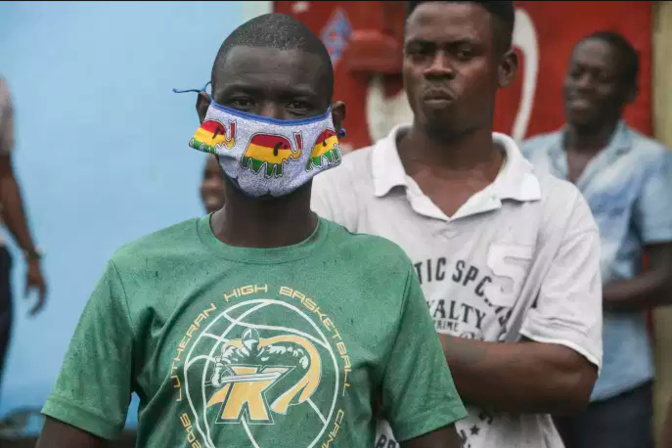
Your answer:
[226,176,312,203]
[226,177,282,202]
[204,201,224,214]
[253,193,279,202]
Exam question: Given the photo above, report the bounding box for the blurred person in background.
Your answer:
[0,77,47,395]
[200,155,225,213]
[312,1,602,448]
[523,31,672,448]
[35,13,466,448]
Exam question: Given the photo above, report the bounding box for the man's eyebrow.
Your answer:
[278,86,320,98]
[217,83,318,97]
[216,82,261,94]
[405,38,432,46]
[406,37,478,46]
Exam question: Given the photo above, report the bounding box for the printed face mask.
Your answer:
[189,102,342,198]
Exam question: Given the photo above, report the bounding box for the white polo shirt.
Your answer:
[311,126,603,448]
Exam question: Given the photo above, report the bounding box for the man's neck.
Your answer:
[565,120,619,154]
[211,183,317,248]
[398,124,502,177]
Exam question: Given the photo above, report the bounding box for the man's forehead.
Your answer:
[405,2,493,43]
[571,40,620,71]
[224,46,319,68]
[573,40,615,61]
[213,46,325,92]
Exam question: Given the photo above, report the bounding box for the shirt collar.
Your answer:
[372,125,541,202]
[549,120,632,158]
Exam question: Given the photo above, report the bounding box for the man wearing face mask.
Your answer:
[312,2,602,448]
[523,31,672,448]
[35,13,466,448]
[200,155,225,213]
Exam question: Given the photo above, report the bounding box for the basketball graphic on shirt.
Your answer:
[183,299,340,448]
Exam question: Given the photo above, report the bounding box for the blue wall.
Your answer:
[0,0,252,433]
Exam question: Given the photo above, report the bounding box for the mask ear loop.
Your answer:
[172,81,211,94]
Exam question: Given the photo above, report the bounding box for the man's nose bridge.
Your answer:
[259,102,282,120]
[427,50,453,74]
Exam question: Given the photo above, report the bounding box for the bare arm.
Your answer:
[603,243,672,311]
[37,417,107,448]
[401,425,462,448]
[439,335,597,415]
[0,153,46,313]
[0,154,37,257]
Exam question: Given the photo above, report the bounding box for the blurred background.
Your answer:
[0,1,670,447]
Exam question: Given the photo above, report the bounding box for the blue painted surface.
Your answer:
[0,1,245,433]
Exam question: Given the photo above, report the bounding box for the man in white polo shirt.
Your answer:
[311,1,603,447]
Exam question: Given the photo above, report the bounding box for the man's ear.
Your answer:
[196,91,211,123]
[498,49,519,88]
[331,101,346,133]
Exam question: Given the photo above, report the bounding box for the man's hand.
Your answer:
[401,425,462,448]
[26,258,46,315]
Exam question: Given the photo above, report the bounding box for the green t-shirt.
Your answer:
[42,216,466,447]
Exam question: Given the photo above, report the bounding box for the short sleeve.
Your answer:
[380,267,467,442]
[311,174,339,222]
[310,159,362,232]
[0,79,15,156]
[520,196,603,370]
[42,260,135,439]
[633,149,672,244]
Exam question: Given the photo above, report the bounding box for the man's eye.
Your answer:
[569,69,583,79]
[456,49,473,60]
[288,102,309,112]
[230,98,254,108]
[407,47,429,57]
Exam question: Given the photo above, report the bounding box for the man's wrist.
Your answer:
[23,247,42,261]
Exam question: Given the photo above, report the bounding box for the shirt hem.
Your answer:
[391,403,468,442]
[642,234,672,245]
[591,376,655,402]
[519,330,602,373]
[42,395,121,440]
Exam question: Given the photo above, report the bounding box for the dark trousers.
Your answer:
[0,246,12,393]
[554,381,654,448]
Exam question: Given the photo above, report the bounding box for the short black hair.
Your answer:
[406,1,515,51]
[580,31,639,89]
[211,13,334,100]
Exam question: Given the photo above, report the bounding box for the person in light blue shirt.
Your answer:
[523,31,672,448]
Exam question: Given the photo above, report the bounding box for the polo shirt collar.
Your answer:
[372,125,541,203]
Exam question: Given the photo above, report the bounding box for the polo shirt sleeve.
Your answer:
[520,193,603,370]
[311,165,359,232]
[633,149,672,244]
[42,260,134,439]
[380,266,467,442]
[311,173,338,221]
